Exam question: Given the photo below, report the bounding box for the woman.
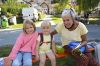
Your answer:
[51,8,99,66]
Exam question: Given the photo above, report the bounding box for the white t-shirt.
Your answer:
[55,22,88,46]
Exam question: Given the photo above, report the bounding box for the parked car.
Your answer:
[89,8,100,18]
[22,7,39,22]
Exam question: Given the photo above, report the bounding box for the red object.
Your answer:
[32,52,68,63]
[32,48,94,63]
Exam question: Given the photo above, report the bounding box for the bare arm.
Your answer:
[52,41,56,55]
[80,34,88,46]
[8,34,23,60]
[75,34,88,49]
[36,40,40,55]
[35,40,40,60]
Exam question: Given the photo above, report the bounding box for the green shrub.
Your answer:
[53,3,63,15]
[0,2,28,17]
[53,3,70,15]
[1,5,8,15]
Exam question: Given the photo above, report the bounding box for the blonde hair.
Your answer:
[23,19,36,33]
[41,20,51,27]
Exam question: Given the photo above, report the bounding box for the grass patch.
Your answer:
[0,45,13,57]
[89,20,100,24]
[89,17,100,24]
[40,13,46,20]
[51,15,62,24]
[0,45,74,66]
[51,15,100,25]
[0,43,95,66]
[9,24,23,29]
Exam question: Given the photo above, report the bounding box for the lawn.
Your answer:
[0,44,95,66]
[9,24,23,29]
[0,45,74,66]
[51,15,62,24]
[8,22,39,29]
[89,17,100,24]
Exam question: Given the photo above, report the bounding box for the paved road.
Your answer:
[86,25,100,41]
[0,15,100,46]
[0,24,100,47]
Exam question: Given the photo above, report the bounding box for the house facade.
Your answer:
[32,0,53,14]
[0,0,53,14]
[21,0,53,14]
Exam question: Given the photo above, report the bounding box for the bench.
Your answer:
[32,48,94,63]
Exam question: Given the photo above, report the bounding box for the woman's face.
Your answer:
[62,16,74,29]
[25,24,34,34]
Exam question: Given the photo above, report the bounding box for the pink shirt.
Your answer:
[8,32,38,60]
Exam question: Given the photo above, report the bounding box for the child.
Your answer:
[7,19,38,66]
[36,21,56,66]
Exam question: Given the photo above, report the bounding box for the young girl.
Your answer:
[8,19,38,66]
[36,21,56,66]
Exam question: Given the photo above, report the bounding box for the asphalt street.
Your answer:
[0,24,100,47]
[0,15,100,46]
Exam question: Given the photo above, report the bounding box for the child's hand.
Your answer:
[72,49,82,56]
[72,48,79,54]
[4,57,12,66]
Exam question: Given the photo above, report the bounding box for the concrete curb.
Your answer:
[0,28,22,32]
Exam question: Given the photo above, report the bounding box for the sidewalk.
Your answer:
[36,15,56,27]
[0,28,21,32]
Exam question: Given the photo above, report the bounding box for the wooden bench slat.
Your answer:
[32,53,68,63]
[32,48,94,63]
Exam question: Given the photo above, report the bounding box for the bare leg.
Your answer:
[39,53,46,66]
[46,50,56,66]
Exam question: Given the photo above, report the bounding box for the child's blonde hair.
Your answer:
[41,20,51,27]
[23,19,36,33]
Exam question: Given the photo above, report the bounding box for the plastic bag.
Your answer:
[0,57,4,66]
[68,41,85,53]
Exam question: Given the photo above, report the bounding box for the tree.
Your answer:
[53,0,59,3]
[77,0,100,12]
[6,0,17,5]
[1,0,28,16]
[53,0,69,14]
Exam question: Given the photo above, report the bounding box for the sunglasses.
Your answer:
[63,8,75,18]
